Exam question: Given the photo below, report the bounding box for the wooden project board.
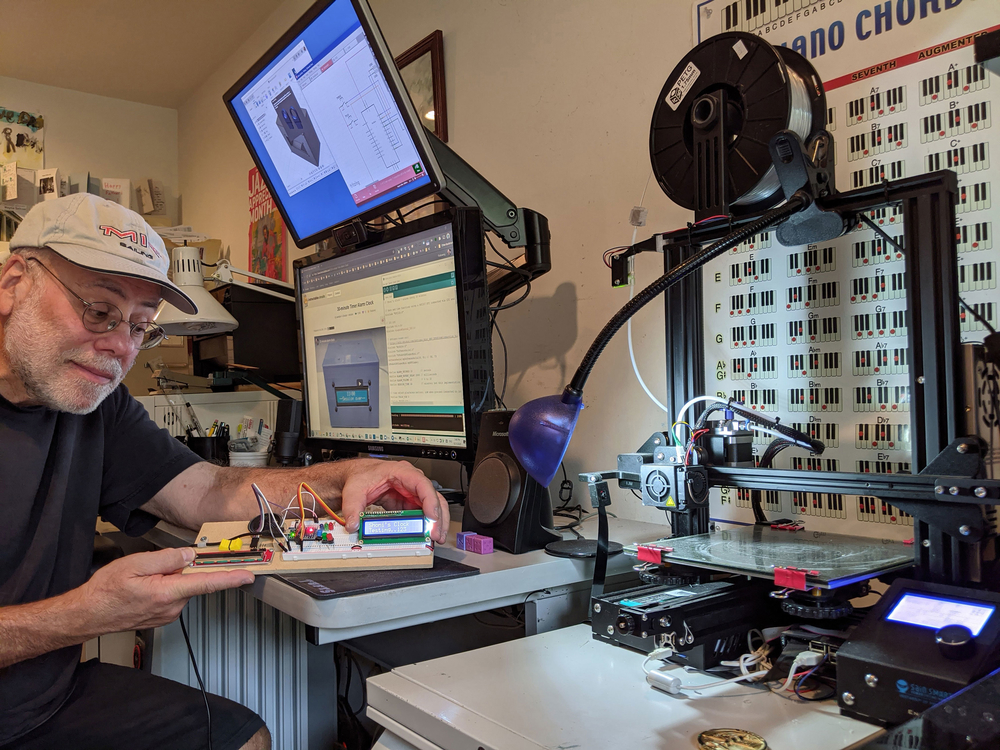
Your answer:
[181,520,434,575]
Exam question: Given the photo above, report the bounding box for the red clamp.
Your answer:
[636,544,671,564]
[773,566,818,591]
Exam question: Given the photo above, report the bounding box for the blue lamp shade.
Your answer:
[508,389,585,486]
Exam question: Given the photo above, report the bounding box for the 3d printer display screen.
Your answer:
[299,223,467,450]
[885,593,995,636]
[228,0,432,242]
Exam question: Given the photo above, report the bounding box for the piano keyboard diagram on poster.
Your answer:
[693,1,1000,538]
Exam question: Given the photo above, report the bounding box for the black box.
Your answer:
[193,283,300,383]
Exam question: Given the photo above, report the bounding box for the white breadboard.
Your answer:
[182,519,433,575]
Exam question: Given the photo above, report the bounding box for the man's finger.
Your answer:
[168,568,255,597]
[120,547,197,576]
[430,491,449,543]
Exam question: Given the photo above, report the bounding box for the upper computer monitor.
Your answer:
[295,208,492,464]
[224,0,443,247]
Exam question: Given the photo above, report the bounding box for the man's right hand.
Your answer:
[0,547,255,671]
[70,547,255,633]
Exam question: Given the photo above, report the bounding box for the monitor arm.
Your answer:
[427,131,551,303]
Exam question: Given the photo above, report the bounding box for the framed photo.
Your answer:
[395,30,448,143]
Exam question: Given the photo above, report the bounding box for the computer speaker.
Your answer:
[274,399,303,465]
[462,410,560,554]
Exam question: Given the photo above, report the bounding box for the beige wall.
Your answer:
[177,0,696,523]
[0,75,179,219]
[1,76,182,394]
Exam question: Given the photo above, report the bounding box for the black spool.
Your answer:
[649,32,826,216]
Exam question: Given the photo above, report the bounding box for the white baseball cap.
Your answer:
[9,193,198,314]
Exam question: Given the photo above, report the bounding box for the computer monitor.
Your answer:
[224,0,443,247]
[295,208,492,463]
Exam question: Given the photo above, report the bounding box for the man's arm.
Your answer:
[141,458,450,543]
[0,548,252,670]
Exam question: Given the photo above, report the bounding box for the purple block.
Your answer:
[456,531,475,550]
[467,535,493,554]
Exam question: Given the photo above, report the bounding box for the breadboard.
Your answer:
[181,520,433,575]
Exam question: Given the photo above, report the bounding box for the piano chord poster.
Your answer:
[694,0,1000,537]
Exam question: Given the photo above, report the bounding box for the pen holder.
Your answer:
[187,436,230,466]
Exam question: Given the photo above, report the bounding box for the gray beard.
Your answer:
[3,292,128,414]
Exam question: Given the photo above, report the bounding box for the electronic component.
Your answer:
[358,509,431,544]
[591,578,779,670]
[187,512,433,574]
[837,578,1000,726]
[191,549,274,567]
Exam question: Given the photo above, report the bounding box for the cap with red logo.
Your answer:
[9,193,197,314]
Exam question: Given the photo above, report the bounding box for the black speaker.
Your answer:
[462,411,560,554]
[274,399,303,465]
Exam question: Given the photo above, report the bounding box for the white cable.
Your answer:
[675,395,730,430]
[644,630,774,695]
[625,180,671,415]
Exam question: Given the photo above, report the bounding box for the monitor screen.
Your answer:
[296,209,491,463]
[885,592,995,637]
[224,0,442,247]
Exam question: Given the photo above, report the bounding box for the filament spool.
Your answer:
[649,32,826,216]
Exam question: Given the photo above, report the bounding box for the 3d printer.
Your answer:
[507,31,1000,732]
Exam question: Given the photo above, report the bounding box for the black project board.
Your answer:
[695,0,1000,539]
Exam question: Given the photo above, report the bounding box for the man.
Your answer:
[0,194,449,749]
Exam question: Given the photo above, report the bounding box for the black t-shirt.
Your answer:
[0,385,202,744]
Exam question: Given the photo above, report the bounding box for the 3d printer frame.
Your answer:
[589,170,999,588]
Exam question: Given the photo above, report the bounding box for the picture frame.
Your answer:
[395,30,448,143]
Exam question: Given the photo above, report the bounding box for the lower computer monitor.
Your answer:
[295,208,493,463]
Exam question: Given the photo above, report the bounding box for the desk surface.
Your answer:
[149,517,667,642]
[367,624,885,750]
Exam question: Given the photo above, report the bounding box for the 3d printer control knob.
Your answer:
[935,625,976,660]
[615,613,638,635]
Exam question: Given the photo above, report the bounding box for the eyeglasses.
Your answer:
[27,258,167,350]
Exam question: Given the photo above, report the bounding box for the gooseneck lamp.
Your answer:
[509,195,809,486]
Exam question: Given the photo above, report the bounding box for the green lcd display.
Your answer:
[358,510,429,544]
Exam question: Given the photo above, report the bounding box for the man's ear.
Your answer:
[0,255,33,316]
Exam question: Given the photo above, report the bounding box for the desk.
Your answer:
[367,624,885,750]
[148,516,667,750]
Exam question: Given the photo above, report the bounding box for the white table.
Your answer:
[367,624,885,750]
[150,517,667,642]
[148,517,669,749]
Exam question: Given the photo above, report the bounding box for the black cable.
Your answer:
[569,194,809,394]
[559,462,573,505]
[751,439,794,524]
[398,199,447,219]
[492,311,509,407]
[859,213,997,335]
[486,234,532,312]
[180,609,212,750]
[490,282,531,311]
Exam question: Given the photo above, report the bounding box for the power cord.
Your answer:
[179,607,212,750]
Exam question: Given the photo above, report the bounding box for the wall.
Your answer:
[0,76,179,218]
[1,76,182,394]
[177,0,696,523]
[176,0,315,265]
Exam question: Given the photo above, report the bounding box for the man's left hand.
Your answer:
[340,458,449,543]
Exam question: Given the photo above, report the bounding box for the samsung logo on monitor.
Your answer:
[368,444,385,452]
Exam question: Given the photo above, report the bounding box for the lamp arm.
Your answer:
[567,193,809,394]
[213,259,294,290]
